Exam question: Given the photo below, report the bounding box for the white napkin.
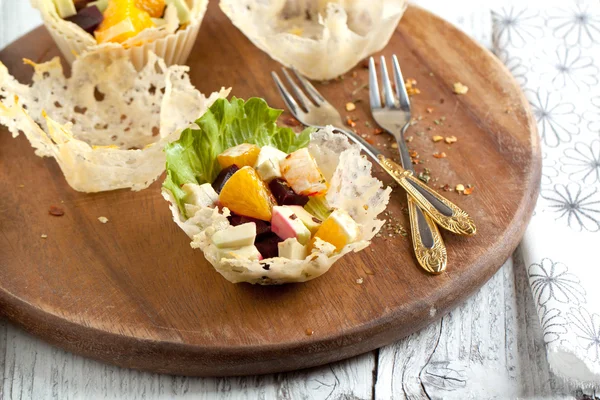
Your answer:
[492,2,600,386]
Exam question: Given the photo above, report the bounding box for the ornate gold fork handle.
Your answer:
[378,155,477,236]
[407,198,447,274]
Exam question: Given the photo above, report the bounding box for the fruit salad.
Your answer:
[51,0,192,44]
[162,97,391,285]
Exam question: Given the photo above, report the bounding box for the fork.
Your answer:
[368,55,446,273]
[271,68,476,269]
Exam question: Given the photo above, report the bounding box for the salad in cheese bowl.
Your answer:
[162,97,391,284]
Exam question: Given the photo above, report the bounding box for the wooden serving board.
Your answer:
[0,4,540,376]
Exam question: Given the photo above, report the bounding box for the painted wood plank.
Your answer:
[0,319,374,399]
[0,0,41,47]
[374,255,593,399]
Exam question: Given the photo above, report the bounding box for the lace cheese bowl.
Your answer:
[220,0,408,80]
[30,0,208,70]
[162,98,392,284]
[0,48,229,192]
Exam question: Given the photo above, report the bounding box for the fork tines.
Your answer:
[271,68,324,114]
[368,55,411,112]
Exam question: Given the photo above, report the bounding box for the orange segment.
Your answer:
[219,166,275,221]
[134,0,166,18]
[310,209,359,252]
[217,143,261,169]
[95,0,155,44]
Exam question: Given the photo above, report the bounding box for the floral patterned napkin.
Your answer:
[492,2,600,385]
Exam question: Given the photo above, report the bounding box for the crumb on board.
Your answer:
[345,102,356,111]
[18,184,25,188]
[453,82,469,95]
[305,329,314,336]
[432,135,444,142]
[40,234,48,239]
[455,184,465,192]
[463,186,475,195]
[433,152,447,158]
[356,277,364,284]
[98,216,109,224]
[49,205,65,217]
[445,136,458,144]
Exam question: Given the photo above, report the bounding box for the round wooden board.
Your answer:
[0,4,540,376]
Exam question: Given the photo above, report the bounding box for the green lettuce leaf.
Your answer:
[163,97,313,214]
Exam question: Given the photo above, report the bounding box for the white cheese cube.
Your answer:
[218,245,262,261]
[212,223,257,249]
[255,145,287,167]
[254,146,287,182]
[271,206,311,245]
[287,206,322,234]
[278,238,308,260]
[256,159,282,182]
[182,183,219,208]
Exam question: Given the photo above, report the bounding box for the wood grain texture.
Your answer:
[0,2,594,398]
[0,3,540,377]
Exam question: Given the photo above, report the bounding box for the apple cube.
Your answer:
[271,206,311,245]
[287,206,322,234]
[53,0,77,18]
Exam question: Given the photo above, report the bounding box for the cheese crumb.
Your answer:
[41,234,48,239]
[98,216,109,224]
[345,102,356,111]
[453,82,469,94]
[356,277,364,284]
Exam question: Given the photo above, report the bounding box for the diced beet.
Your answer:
[268,178,309,206]
[228,214,271,237]
[65,6,104,34]
[212,164,239,193]
[254,233,282,259]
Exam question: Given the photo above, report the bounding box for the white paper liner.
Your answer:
[163,127,392,285]
[219,0,408,80]
[0,48,230,192]
[30,0,207,70]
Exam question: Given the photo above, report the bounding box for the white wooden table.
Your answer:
[0,1,593,399]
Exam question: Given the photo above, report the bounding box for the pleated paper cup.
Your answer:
[30,0,207,70]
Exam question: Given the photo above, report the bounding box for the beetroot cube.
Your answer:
[65,6,104,34]
[212,164,239,193]
[254,233,282,259]
[268,178,309,206]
